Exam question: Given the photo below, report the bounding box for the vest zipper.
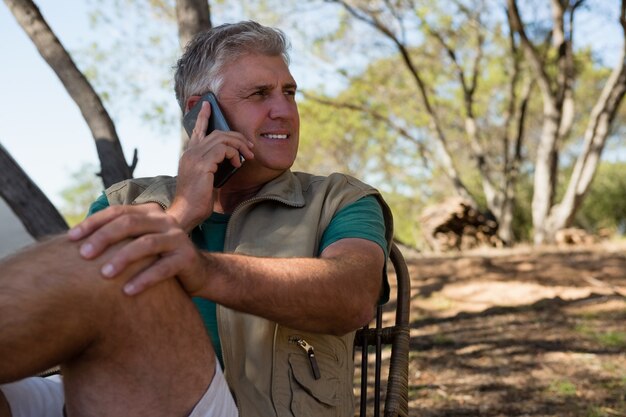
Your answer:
[289,336,321,380]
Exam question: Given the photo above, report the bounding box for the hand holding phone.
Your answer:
[182,92,244,188]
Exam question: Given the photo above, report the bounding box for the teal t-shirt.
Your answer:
[88,193,388,368]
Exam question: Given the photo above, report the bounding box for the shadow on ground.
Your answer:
[374,242,626,417]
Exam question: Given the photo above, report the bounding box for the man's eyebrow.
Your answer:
[241,83,298,93]
[238,84,271,94]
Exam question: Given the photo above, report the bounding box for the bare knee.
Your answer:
[0,234,162,381]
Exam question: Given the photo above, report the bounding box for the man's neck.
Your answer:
[213,168,289,214]
[213,184,263,214]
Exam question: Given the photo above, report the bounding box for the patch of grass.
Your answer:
[574,323,626,348]
[432,334,455,346]
[586,405,626,417]
[574,310,600,320]
[586,405,610,417]
[547,379,577,397]
[575,323,594,335]
[594,331,626,348]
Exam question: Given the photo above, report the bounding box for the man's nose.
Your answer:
[268,95,296,119]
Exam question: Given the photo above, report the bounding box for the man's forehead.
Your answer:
[221,54,295,88]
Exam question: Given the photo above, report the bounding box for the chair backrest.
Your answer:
[355,242,411,417]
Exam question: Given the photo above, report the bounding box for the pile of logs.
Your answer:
[554,227,596,246]
[420,197,503,252]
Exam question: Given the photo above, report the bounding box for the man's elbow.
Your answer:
[353,303,378,333]
[330,302,378,337]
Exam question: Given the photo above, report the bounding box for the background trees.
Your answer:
[2,0,625,247]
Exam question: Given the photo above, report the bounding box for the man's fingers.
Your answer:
[203,134,255,164]
[99,232,170,279]
[78,212,177,259]
[68,204,165,243]
[67,206,125,241]
[121,251,193,296]
[190,101,211,144]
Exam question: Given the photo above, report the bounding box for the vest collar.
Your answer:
[249,170,306,208]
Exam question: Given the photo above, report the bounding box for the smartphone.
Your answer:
[182,92,244,188]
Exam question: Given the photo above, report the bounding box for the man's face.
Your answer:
[217,53,300,182]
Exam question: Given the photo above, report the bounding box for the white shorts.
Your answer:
[1,364,237,417]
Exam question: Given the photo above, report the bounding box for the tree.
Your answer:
[294,0,535,244]
[508,0,626,243]
[277,0,626,245]
[1,0,134,236]
[1,0,212,237]
[3,0,136,187]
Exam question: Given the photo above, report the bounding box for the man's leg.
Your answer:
[0,235,217,417]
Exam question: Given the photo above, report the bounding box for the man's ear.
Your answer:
[185,95,202,113]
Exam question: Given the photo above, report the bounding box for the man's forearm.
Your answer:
[195,238,385,335]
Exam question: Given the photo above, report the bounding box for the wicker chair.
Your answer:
[354,242,411,417]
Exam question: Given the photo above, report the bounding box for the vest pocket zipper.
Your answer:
[289,336,321,380]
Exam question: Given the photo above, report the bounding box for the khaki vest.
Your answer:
[105,170,394,417]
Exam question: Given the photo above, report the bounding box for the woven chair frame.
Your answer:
[355,242,411,417]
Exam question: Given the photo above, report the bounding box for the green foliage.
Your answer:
[556,161,626,235]
[59,164,104,227]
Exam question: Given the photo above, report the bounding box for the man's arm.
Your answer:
[69,205,385,335]
[193,237,384,335]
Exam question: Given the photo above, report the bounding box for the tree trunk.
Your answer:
[531,112,561,243]
[175,0,211,49]
[4,0,134,188]
[529,1,626,243]
[545,8,626,236]
[0,144,68,238]
[175,0,212,152]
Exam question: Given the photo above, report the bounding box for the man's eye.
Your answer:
[252,90,268,97]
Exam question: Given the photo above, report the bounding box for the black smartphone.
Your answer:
[182,92,244,188]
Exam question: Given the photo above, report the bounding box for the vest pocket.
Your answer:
[288,353,341,416]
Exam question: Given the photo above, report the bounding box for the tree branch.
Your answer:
[553,0,626,228]
[427,16,497,202]
[0,143,67,238]
[507,0,556,109]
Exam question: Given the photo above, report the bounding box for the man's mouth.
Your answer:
[261,133,289,140]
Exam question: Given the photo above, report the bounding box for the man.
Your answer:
[0,21,393,417]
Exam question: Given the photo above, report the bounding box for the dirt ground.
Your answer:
[395,240,626,417]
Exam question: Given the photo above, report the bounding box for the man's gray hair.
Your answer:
[174,21,290,111]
